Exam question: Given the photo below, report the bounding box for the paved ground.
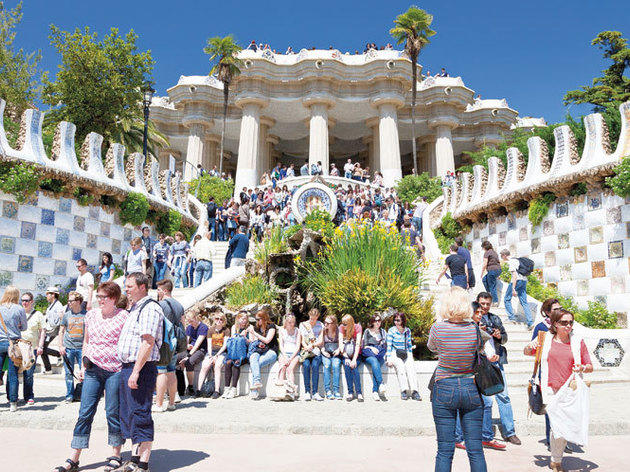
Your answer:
[3,428,628,471]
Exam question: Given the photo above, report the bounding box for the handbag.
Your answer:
[198,377,215,397]
[0,311,34,373]
[395,329,409,361]
[472,324,505,396]
[528,331,546,415]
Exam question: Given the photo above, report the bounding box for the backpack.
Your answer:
[225,334,248,366]
[207,201,218,219]
[157,315,178,367]
[162,299,187,353]
[516,257,535,277]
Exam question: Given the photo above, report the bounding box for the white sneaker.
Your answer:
[378,384,387,394]
[303,392,312,401]
[372,391,381,401]
[357,394,364,402]
[231,387,239,398]
[9,402,18,412]
[174,393,182,404]
[152,404,167,413]
[313,393,324,401]
[166,404,176,411]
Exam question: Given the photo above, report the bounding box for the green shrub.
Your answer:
[569,182,588,197]
[528,192,556,226]
[225,274,279,309]
[575,301,618,329]
[119,192,149,226]
[190,175,234,204]
[395,173,443,204]
[433,212,462,254]
[73,187,95,206]
[499,263,511,283]
[39,178,65,193]
[0,161,41,203]
[254,225,290,266]
[303,209,335,240]
[606,156,630,198]
[156,209,181,235]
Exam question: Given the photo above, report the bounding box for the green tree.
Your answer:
[390,6,436,175]
[204,35,242,175]
[42,26,166,155]
[564,31,630,111]
[0,1,41,117]
[395,173,442,204]
[190,174,234,204]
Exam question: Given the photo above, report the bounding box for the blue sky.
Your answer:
[11,0,629,124]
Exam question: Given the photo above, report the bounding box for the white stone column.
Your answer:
[234,102,262,192]
[308,104,330,174]
[376,102,402,186]
[434,125,455,177]
[257,117,275,185]
[366,118,381,176]
[184,123,205,181]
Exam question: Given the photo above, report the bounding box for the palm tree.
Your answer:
[204,35,243,176]
[390,6,436,175]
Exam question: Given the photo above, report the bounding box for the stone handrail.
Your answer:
[0,98,197,226]
[442,102,630,222]
[255,174,380,191]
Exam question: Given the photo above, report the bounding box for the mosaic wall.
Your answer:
[464,189,630,315]
[0,191,148,294]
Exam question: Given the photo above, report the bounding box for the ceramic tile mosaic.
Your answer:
[0,236,15,254]
[595,295,607,305]
[25,192,38,206]
[37,241,52,258]
[111,239,121,253]
[588,196,601,211]
[89,206,100,219]
[560,264,572,281]
[123,228,133,242]
[591,261,606,278]
[20,221,36,240]
[0,270,12,287]
[40,209,55,226]
[54,260,67,276]
[531,238,541,254]
[577,280,589,296]
[35,275,49,291]
[101,222,111,237]
[543,220,554,236]
[17,255,33,273]
[545,251,556,267]
[59,198,72,213]
[86,234,97,248]
[611,275,625,294]
[498,231,507,246]
[489,223,496,235]
[556,202,569,218]
[607,206,622,224]
[572,214,585,230]
[589,226,604,245]
[558,233,570,249]
[519,227,528,241]
[2,201,18,219]
[73,216,85,232]
[594,339,625,368]
[574,246,588,263]
[72,248,82,261]
[56,228,69,245]
[608,240,624,259]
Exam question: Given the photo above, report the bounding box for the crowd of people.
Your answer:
[244,40,397,56]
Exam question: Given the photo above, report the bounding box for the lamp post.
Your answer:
[142,87,155,159]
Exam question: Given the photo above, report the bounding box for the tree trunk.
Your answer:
[219,82,229,176]
[410,54,418,175]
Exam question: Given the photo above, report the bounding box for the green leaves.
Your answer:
[434,212,462,254]
[607,156,630,198]
[395,173,442,204]
[204,35,243,83]
[390,6,436,53]
[528,192,556,227]
[189,174,234,204]
[119,192,149,226]
[225,275,278,309]
[0,161,40,202]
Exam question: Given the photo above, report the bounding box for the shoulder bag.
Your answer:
[395,329,409,361]
[527,331,546,415]
[0,311,34,373]
[472,323,505,396]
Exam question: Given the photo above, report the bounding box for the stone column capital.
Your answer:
[234,95,268,109]
[302,93,336,109]
[428,117,459,130]
[259,116,276,129]
[365,117,380,129]
[266,134,280,145]
[371,94,405,110]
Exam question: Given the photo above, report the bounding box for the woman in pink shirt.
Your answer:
[524,309,593,472]
[52,282,130,472]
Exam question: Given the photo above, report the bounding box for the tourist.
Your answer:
[524,309,593,472]
[185,235,201,288]
[216,200,227,241]
[152,234,170,284]
[0,286,27,412]
[260,171,270,186]
[500,249,534,329]
[428,286,488,472]
[59,291,86,403]
[169,231,190,289]
[140,227,157,288]
[299,308,324,401]
[75,258,94,310]
[41,286,65,374]
[455,237,475,289]
[227,225,250,267]
[222,311,250,399]
[412,197,427,233]
[239,195,250,228]
[206,196,218,241]
[286,163,295,178]
[372,171,384,187]
[227,202,240,239]
[99,252,116,284]
[51,282,129,472]
[330,163,340,176]
[19,291,45,405]
[276,313,301,393]
[352,163,363,181]
[247,309,278,399]
[438,67,449,77]
[192,232,215,287]
[176,312,208,396]
[343,159,354,179]
[400,219,423,258]
[311,160,323,176]
[285,46,294,54]
[386,312,420,401]
[300,160,310,176]
[339,314,363,402]
[197,312,230,399]
[124,238,148,278]
[480,241,501,305]
[436,244,469,289]
[251,206,265,242]
[361,314,387,401]
[117,272,164,472]
[321,315,343,400]
[154,279,185,412]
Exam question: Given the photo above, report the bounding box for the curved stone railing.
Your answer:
[442,102,630,222]
[0,99,197,226]
[255,174,380,191]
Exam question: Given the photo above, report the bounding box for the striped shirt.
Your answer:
[386,326,412,357]
[428,321,478,381]
[84,308,129,372]
[117,296,163,363]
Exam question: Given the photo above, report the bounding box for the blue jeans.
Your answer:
[412,216,422,233]
[172,256,186,288]
[186,261,195,288]
[72,365,123,449]
[0,341,19,402]
[208,217,217,241]
[482,269,501,303]
[451,274,468,289]
[302,355,322,395]
[154,261,167,283]
[22,351,37,401]
[64,348,83,399]
[455,394,494,442]
[343,361,362,395]
[321,356,341,395]
[432,376,487,472]
[249,350,277,384]
[491,365,515,438]
[217,221,226,241]
[194,260,213,287]
[504,280,533,326]
[361,355,384,392]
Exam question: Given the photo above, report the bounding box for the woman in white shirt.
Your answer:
[276,314,302,391]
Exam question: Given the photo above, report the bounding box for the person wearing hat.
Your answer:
[41,286,66,374]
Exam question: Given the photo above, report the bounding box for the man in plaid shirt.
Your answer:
[114,273,164,472]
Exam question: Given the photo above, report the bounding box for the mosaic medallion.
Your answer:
[290,182,338,223]
[72,248,82,261]
[594,339,625,367]
[574,246,588,263]
[74,216,85,232]
[89,206,100,219]
[0,236,15,254]
[2,201,18,219]
[54,260,67,276]
[59,198,72,213]
[20,221,36,240]
[56,228,69,245]
[0,270,12,287]
[591,261,606,278]
[86,234,97,249]
[41,209,55,226]
[555,202,569,218]
[17,255,33,273]
[587,196,601,211]
[101,222,111,237]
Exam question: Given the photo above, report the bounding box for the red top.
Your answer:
[547,339,591,392]
[84,308,130,372]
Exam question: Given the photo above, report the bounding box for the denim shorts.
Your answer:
[157,354,177,373]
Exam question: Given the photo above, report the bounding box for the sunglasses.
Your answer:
[68,298,78,303]
[394,318,402,323]
[21,299,31,303]
[557,320,574,327]
[373,319,381,323]
[95,294,110,299]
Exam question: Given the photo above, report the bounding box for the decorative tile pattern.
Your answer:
[594,339,625,368]
[558,233,570,249]
[0,270,12,287]
[73,216,85,232]
[543,220,554,236]
[72,248,82,261]
[608,240,624,259]
[111,239,121,253]
[89,206,100,219]
[101,222,111,237]
[54,260,67,276]
[591,261,606,278]
[556,202,569,218]
[498,231,507,246]
[595,295,607,305]
[489,223,496,235]
[560,264,572,281]
[589,226,604,245]
[607,206,622,224]
[507,216,516,230]
[587,196,601,211]
[56,228,69,245]
[0,236,15,254]
[123,228,133,242]
[2,201,18,219]
[35,275,49,291]
[577,280,589,296]
[25,192,38,206]
[86,234,97,248]
[531,238,541,254]
[574,246,588,263]
[20,221,36,240]
[572,214,585,230]
[611,275,625,294]
[545,251,556,267]
[17,255,33,273]
[41,208,55,226]
[38,241,53,258]
[59,198,72,213]
[519,227,528,241]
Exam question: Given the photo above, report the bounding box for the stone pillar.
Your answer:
[366,118,381,176]
[204,136,220,173]
[184,123,205,181]
[234,101,263,192]
[266,134,279,176]
[374,100,403,186]
[434,125,455,177]
[257,117,275,185]
[308,104,329,174]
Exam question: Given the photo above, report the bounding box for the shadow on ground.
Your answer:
[533,454,599,471]
[79,449,210,471]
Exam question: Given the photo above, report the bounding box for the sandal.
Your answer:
[104,456,123,472]
[53,459,79,472]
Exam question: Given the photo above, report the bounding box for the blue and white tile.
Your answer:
[11,272,35,291]
[2,200,18,219]
[35,275,50,291]
[53,260,67,276]
[100,209,115,224]
[16,204,40,223]
[38,241,53,258]
[73,202,89,218]
[72,248,83,261]
[54,212,74,230]
[96,236,111,252]
[40,208,55,226]
[86,234,97,249]
[110,225,124,241]
[82,248,99,265]
[68,230,86,248]
[0,270,13,287]
[73,216,86,232]
[59,198,72,213]
[0,253,18,271]
[14,238,37,257]
[85,218,100,235]
[123,228,133,242]
[37,194,58,210]
[20,221,37,240]
[88,206,100,220]
[52,244,72,261]
[17,255,34,273]
[33,257,54,276]
[0,236,15,254]
[56,228,70,245]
